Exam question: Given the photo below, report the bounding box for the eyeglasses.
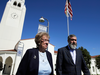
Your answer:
[41,39,50,42]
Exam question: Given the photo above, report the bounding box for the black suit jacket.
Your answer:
[56,46,90,75]
[16,48,53,75]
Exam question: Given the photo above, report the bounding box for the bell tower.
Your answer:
[0,0,26,50]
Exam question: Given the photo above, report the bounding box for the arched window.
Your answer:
[13,1,17,6]
[18,3,21,7]
[92,66,95,72]
[0,61,3,71]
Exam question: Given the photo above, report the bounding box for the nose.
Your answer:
[73,42,75,44]
[45,41,49,44]
[45,40,49,43]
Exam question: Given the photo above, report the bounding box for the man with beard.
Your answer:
[56,34,90,75]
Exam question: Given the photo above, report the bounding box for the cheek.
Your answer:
[42,42,45,45]
[70,41,73,43]
[41,42,44,46]
[75,42,77,44]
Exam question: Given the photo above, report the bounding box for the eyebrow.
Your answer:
[70,39,77,40]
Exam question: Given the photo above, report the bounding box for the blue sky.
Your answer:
[0,0,100,56]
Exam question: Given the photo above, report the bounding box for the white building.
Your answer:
[0,0,26,50]
[0,0,26,75]
[90,55,100,75]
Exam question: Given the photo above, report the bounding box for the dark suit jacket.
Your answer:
[56,45,90,75]
[16,48,53,75]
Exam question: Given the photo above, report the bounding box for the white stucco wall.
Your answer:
[0,0,26,50]
[90,58,100,75]
[20,39,37,56]
[0,51,16,75]
[54,53,57,75]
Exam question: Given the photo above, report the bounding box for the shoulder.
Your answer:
[26,48,39,54]
[27,48,38,52]
[45,50,52,56]
[76,49,82,52]
[23,48,39,59]
[59,46,66,50]
[58,46,68,52]
[46,50,52,57]
[76,49,83,54]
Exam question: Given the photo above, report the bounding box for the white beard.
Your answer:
[69,43,77,49]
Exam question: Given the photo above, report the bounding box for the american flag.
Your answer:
[64,0,73,20]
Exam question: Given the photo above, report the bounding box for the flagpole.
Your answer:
[67,15,69,36]
[65,0,72,36]
[67,0,69,36]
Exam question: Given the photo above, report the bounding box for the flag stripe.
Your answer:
[64,1,68,16]
[68,2,73,18]
[64,0,73,20]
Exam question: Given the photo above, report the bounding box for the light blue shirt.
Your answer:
[38,51,51,75]
[68,45,76,64]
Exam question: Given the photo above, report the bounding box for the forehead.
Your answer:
[70,36,77,39]
[41,35,49,39]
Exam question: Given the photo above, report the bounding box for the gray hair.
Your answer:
[35,32,50,47]
[68,34,76,41]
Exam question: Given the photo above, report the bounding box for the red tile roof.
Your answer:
[54,51,57,53]
[91,55,100,58]
[0,50,17,52]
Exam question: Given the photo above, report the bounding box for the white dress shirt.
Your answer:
[68,45,76,64]
[38,51,51,75]
[70,49,76,64]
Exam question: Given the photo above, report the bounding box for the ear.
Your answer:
[67,40,69,43]
[38,43,40,46]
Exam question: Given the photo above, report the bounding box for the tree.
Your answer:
[95,55,100,69]
[78,46,91,69]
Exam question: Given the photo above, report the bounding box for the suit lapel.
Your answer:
[34,48,39,73]
[75,49,78,65]
[46,51,51,65]
[65,46,74,64]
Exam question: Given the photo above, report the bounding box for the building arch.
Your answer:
[0,56,3,71]
[3,56,13,75]
[0,56,3,62]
